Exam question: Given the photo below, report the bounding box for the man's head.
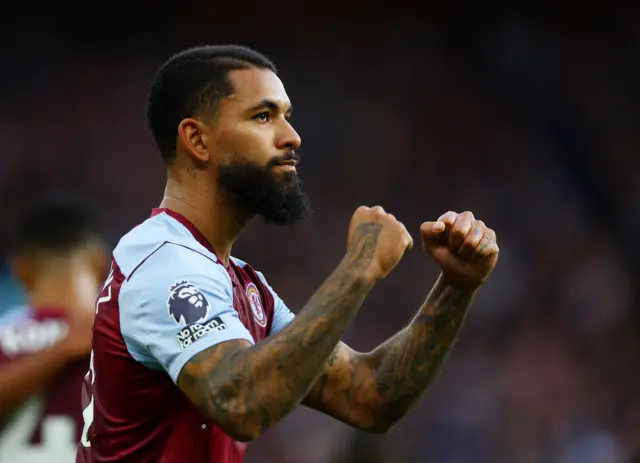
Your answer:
[12,197,108,296]
[146,45,311,226]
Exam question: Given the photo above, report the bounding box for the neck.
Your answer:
[161,171,251,266]
[30,268,98,314]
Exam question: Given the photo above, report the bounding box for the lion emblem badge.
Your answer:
[167,280,210,326]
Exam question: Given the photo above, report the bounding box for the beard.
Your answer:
[217,153,312,226]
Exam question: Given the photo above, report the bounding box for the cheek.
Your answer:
[219,125,274,164]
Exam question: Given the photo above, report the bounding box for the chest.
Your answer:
[227,264,273,342]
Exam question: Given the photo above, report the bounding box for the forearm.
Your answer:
[367,274,476,427]
[182,248,378,440]
[300,212,498,433]
[234,263,374,425]
[0,344,70,416]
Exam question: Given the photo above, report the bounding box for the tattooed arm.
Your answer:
[302,211,499,433]
[178,262,373,442]
[177,207,412,441]
[302,276,475,432]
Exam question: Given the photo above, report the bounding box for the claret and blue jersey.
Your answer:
[76,208,294,463]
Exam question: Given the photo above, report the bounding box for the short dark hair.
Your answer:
[13,196,103,257]
[146,45,277,164]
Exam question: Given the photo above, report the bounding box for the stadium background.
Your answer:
[0,2,639,462]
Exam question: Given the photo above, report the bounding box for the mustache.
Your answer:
[268,151,300,167]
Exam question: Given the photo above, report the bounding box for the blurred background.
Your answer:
[0,2,639,462]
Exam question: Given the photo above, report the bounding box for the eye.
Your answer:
[254,112,270,123]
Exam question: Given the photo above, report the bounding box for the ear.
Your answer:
[11,256,36,291]
[177,118,211,163]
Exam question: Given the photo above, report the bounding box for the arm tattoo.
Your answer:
[370,278,475,426]
[303,276,475,433]
[178,222,382,440]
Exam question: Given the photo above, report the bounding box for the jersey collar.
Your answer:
[151,208,239,284]
[151,208,217,257]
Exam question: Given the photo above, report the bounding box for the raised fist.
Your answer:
[420,211,499,288]
[346,206,413,282]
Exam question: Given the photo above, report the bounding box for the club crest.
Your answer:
[246,283,267,327]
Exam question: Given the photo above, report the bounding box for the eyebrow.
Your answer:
[248,99,292,114]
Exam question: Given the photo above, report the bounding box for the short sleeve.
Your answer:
[119,244,255,383]
[255,271,295,335]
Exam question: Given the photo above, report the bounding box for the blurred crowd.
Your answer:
[0,4,638,462]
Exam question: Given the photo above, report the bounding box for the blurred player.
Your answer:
[0,197,107,462]
[77,45,499,463]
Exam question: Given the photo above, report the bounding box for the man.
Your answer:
[77,45,499,463]
[0,197,107,462]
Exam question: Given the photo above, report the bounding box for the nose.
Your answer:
[276,120,301,151]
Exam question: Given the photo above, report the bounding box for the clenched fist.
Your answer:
[346,206,413,283]
[420,211,499,287]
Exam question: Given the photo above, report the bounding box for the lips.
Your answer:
[276,159,298,167]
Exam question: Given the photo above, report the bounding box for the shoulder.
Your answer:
[114,211,222,281]
[116,218,235,316]
[119,244,232,312]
